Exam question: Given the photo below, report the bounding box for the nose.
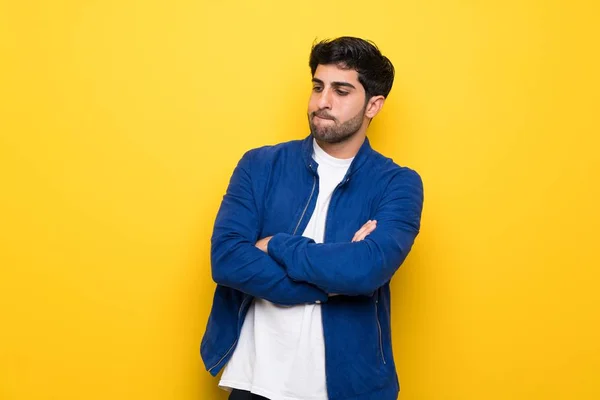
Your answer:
[316,88,332,110]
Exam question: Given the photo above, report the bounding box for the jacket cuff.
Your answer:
[268,233,329,303]
[268,232,314,282]
[267,233,291,267]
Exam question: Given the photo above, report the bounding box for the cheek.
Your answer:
[307,96,319,113]
[337,99,362,119]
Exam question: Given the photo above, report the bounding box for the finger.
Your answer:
[358,229,374,241]
[358,220,378,241]
[351,221,368,242]
[365,220,377,234]
[355,227,375,242]
[352,220,376,242]
[352,220,373,242]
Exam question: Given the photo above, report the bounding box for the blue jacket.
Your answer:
[201,134,424,400]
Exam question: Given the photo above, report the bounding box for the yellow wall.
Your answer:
[1,1,599,399]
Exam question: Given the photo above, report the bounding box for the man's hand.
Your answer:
[351,220,377,242]
[255,236,273,253]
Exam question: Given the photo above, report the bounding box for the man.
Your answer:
[201,36,424,400]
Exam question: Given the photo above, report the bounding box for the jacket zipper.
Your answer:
[375,291,387,365]
[292,175,317,235]
[207,295,251,373]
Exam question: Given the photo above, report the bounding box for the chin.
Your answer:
[312,131,349,144]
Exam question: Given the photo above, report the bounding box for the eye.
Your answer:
[336,90,349,96]
[312,86,323,92]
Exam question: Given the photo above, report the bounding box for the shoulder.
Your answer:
[366,148,424,229]
[366,146,423,193]
[240,138,304,167]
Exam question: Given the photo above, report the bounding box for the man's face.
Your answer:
[307,64,368,144]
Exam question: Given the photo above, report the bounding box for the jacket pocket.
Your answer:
[375,289,387,365]
[206,294,251,374]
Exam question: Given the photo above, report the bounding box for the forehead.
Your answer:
[313,64,361,86]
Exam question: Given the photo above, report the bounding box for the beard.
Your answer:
[308,106,366,144]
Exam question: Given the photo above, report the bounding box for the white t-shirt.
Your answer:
[219,139,353,400]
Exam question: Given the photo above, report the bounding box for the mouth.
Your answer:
[313,114,335,121]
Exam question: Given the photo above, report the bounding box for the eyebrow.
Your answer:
[312,78,356,90]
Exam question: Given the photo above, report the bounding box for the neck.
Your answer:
[315,131,366,159]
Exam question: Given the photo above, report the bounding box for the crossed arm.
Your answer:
[210,152,329,306]
[255,220,378,297]
[255,220,377,252]
[214,215,376,303]
[258,170,422,296]
[211,151,423,302]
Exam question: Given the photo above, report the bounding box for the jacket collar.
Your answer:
[301,133,374,177]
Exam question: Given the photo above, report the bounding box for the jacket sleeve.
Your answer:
[211,150,329,306]
[267,169,424,297]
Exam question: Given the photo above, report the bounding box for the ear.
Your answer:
[365,95,385,119]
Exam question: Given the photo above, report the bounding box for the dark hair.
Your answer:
[309,36,395,99]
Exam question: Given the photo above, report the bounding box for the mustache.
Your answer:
[311,111,336,120]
